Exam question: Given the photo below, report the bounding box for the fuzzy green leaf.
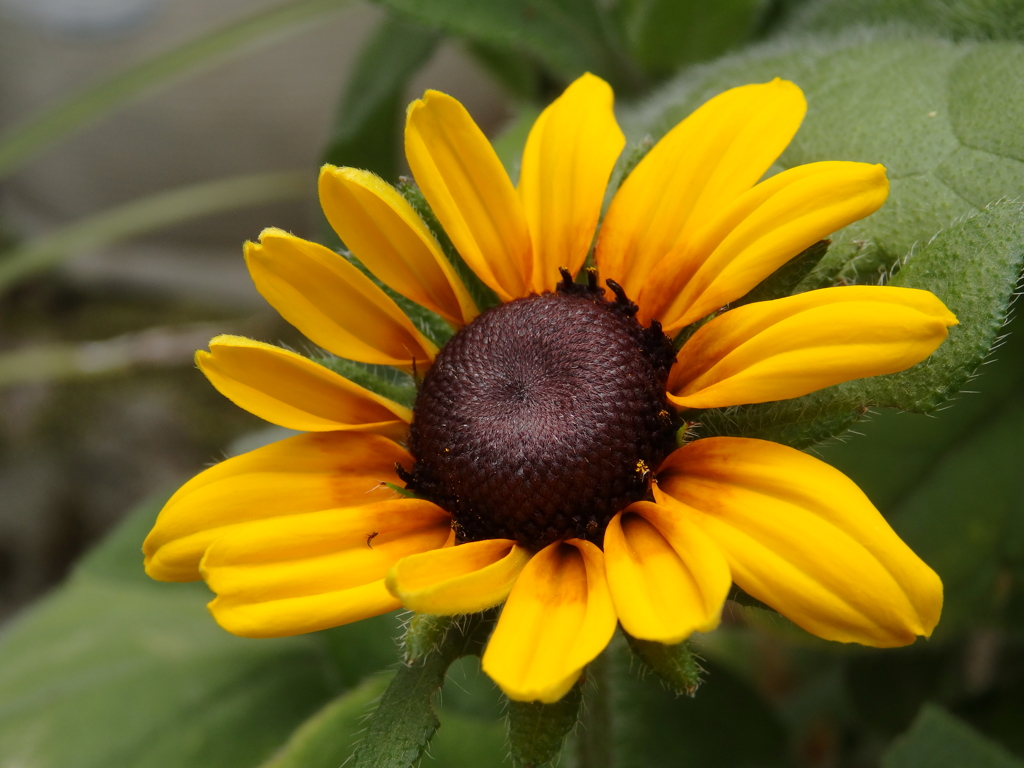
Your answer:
[507,683,583,768]
[626,35,1024,290]
[882,705,1024,768]
[696,202,1024,447]
[322,13,440,180]
[784,0,1024,42]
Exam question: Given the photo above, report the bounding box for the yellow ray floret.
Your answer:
[386,538,531,615]
[604,502,731,644]
[655,438,943,647]
[482,539,616,703]
[197,335,411,438]
[668,286,957,409]
[318,166,477,327]
[144,431,408,582]
[596,78,806,298]
[518,73,625,293]
[639,161,890,330]
[244,228,437,370]
[406,89,533,302]
[201,498,453,638]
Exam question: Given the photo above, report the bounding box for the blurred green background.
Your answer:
[1,0,1024,766]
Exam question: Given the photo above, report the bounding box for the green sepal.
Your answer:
[402,613,454,664]
[350,611,497,768]
[624,632,704,697]
[310,352,417,409]
[615,135,656,192]
[397,179,501,313]
[506,682,584,768]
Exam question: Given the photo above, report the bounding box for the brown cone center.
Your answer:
[403,275,678,550]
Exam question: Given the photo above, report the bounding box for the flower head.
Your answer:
[144,74,955,703]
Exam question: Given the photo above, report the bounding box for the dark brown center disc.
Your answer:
[404,277,678,550]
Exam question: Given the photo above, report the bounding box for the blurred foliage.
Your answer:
[2,0,1024,766]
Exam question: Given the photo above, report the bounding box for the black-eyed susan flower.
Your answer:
[144,74,955,704]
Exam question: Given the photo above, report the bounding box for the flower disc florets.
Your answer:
[404,271,679,550]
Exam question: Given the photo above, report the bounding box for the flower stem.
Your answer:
[576,651,613,768]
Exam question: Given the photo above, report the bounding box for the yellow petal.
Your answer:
[197,335,411,436]
[668,286,957,409]
[518,73,625,293]
[596,79,806,298]
[482,539,616,703]
[405,90,532,302]
[143,431,408,582]
[655,438,943,647]
[386,538,531,615]
[640,162,890,330]
[318,166,478,327]
[244,228,437,369]
[201,498,452,638]
[604,503,731,644]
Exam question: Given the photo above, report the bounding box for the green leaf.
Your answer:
[624,633,703,696]
[609,643,789,768]
[617,0,766,76]
[398,179,501,312]
[322,13,441,181]
[784,0,1024,42]
[695,202,1024,447]
[371,0,646,93]
[0,171,310,294]
[349,612,496,768]
[882,705,1024,768]
[260,674,392,768]
[0,0,352,180]
[465,41,545,101]
[626,35,1024,289]
[0,493,397,768]
[507,683,583,768]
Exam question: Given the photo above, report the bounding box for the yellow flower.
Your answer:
[144,74,955,704]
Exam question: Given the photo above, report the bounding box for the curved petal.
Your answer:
[655,438,943,647]
[144,431,409,582]
[201,498,453,638]
[197,335,411,436]
[668,286,957,409]
[406,90,532,302]
[244,228,437,369]
[518,73,625,293]
[604,503,731,644]
[482,539,616,703]
[318,166,477,326]
[386,538,531,615]
[640,162,890,329]
[596,79,806,298]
